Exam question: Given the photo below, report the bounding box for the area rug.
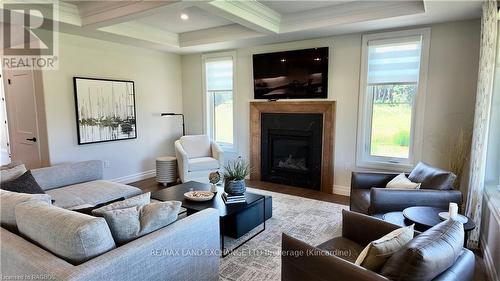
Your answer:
[219,188,347,281]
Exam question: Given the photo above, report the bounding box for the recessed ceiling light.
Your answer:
[180,13,189,20]
[280,59,286,62]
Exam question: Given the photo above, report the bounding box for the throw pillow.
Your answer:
[1,170,45,194]
[70,197,125,216]
[15,201,116,265]
[381,219,464,281]
[0,189,52,231]
[386,173,421,189]
[101,201,181,244]
[0,164,27,183]
[355,224,414,272]
[408,162,457,190]
[92,192,150,216]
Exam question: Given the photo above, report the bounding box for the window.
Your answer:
[203,52,235,149]
[357,29,430,170]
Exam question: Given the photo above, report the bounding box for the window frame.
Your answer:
[356,28,431,171]
[202,51,237,152]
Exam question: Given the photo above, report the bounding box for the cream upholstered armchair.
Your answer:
[174,135,224,183]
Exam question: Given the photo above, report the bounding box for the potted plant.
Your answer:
[223,158,250,195]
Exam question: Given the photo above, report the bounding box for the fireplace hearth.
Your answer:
[250,101,335,194]
[261,113,323,190]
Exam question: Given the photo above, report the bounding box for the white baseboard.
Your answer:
[333,185,350,196]
[481,235,499,281]
[481,194,500,281]
[110,169,156,184]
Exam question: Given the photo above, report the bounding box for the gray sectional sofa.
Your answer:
[1,160,220,281]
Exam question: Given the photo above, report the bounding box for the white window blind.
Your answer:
[367,36,422,85]
[205,59,233,91]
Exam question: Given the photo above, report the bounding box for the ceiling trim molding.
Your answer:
[81,1,179,29]
[179,24,264,47]
[99,21,179,47]
[197,0,281,34]
[280,0,426,33]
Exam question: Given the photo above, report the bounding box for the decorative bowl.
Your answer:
[184,191,214,202]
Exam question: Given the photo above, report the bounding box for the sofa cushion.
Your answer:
[355,224,414,272]
[188,157,219,172]
[100,201,181,244]
[15,201,116,264]
[381,219,464,281]
[408,162,456,190]
[386,173,420,190]
[92,192,150,216]
[0,189,52,231]
[316,237,363,263]
[350,189,371,214]
[180,135,211,159]
[1,164,27,183]
[31,160,103,191]
[1,170,45,194]
[46,180,142,209]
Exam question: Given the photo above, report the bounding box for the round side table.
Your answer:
[156,156,177,186]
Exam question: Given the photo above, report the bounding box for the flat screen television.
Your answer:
[253,47,328,100]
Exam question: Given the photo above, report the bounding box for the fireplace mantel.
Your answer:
[250,101,336,194]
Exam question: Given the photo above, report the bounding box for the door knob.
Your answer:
[26,137,37,142]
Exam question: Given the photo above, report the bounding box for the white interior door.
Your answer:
[4,69,42,169]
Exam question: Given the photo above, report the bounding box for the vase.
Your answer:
[224,179,246,195]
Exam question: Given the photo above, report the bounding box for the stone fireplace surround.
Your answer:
[250,101,336,194]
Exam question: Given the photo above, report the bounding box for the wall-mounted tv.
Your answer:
[253,47,329,100]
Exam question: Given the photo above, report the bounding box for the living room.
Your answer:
[0,1,499,281]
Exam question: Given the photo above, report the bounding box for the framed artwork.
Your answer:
[73,77,137,145]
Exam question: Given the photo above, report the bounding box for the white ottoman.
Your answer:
[156,156,177,186]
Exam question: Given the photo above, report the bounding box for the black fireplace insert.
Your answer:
[261,113,323,190]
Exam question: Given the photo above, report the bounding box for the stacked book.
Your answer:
[222,192,246,204]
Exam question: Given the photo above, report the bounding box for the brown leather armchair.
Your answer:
[350,171,462,215]
[281,210,475,281]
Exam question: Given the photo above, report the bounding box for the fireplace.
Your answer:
[250,101,335,193]
[261,113,323,190]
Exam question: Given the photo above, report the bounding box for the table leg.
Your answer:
[221,197,266,257]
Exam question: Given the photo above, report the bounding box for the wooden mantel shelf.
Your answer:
[249,101,336,194]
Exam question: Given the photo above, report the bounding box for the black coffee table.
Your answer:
[151,181,266,257]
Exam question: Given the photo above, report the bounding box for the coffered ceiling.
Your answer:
[1,0,482,54]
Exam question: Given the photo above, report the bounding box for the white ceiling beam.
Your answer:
[179,24,264,47]
[0,0,82,26]
[196,0,281,34]
[98,21,179,47]
[80,1,181,29]
[280,0,425,34]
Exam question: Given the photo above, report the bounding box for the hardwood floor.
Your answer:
[129,177,349,206]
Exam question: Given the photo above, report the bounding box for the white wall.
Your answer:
[41,33,183,181]
[181,19,480,194]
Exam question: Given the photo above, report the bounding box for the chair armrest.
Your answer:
[282,233,389,281]
[370,188,463,214]
[341,210,401,246]
[174,140,189,182]
[210,141,224,167]
[351,172,400,190]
